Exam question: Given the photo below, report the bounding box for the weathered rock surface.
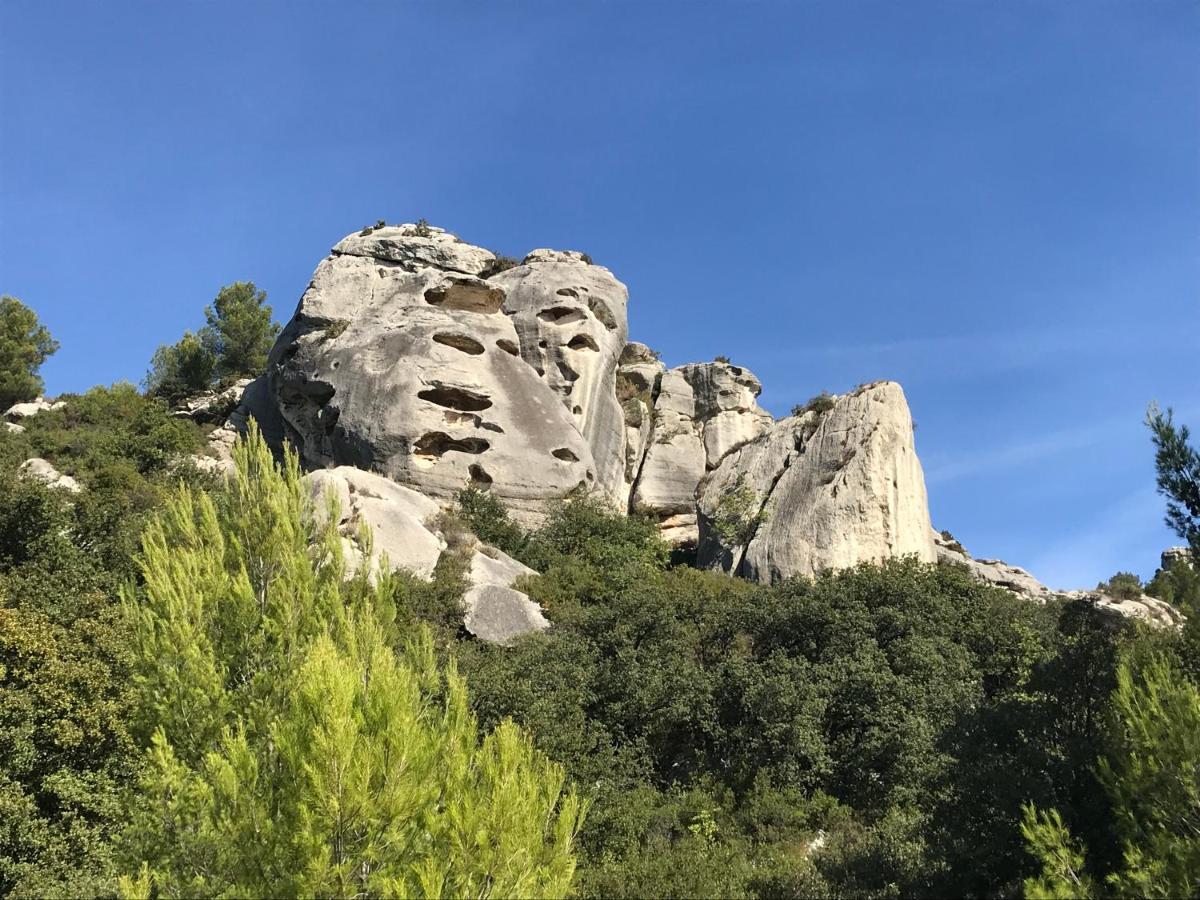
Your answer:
[4,422,25,434]
[933,530,1185,628]
[172,378,254,424]
[19,458,80,493]
[303,463,548,643]
[698,382,936,581]
[306,466,445,579]
[267,230,596,521]
[462,583,549,646]
[333,224,495,276]
[5,398,65,420]
[630,360,772,546]
[489,251,630,501]
[616,343,664,508]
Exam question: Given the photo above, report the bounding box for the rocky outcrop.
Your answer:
[933,530,1185,628]
[697,382,936,582]
[616,342,664,509]
[172,378,254,425]
[5,398,64,420]
[304,463,548,644]
[19,458,80,493]
[4,422,25,434]
[630,360,773,546]
[490,250,630,501]
[267,227,596,521]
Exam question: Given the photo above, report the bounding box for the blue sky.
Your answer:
[1,1,1197,587]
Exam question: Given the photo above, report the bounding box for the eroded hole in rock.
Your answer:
[552,448,580,462]
[443,411,505,433]
[556,361,580,383]
[412,432,490,459]
[572,405,583,416]
[424,280,504,314]
[587,297,619,330]
[555,287,579,298]
[469,464,493,489]
[433,333,485,355]
[567,334,599,351]
[496,339,520,356]
[537,306,588,325]
[479,421,505,433]
[418,385,493,412]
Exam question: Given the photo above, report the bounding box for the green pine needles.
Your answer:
[117,423,585,898]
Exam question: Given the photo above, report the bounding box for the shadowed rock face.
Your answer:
[268,228,595,518]
[698,382,936,582]
[489,250,630,503]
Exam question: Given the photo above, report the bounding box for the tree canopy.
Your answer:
[0,296,59,410]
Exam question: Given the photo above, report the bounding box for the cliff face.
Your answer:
[188,222,1176,636]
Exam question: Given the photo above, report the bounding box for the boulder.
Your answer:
[462,583,549,646]
[305,466,445,579]
[5,398,64,420]
[698,382,936,581]
[489,251,630,501]
[19,458,81,493]
[267,230,596,521]
[468,544,537,590]
[4,422,25,434]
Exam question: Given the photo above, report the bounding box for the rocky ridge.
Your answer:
[189,223,1182,641]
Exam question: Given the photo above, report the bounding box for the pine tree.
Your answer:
[0,296,59,410]
[118,424,584,898]
[1021,648,1200,898]
[1147,404,1200,557]
[144,330,217,404]
[203,282,279,382]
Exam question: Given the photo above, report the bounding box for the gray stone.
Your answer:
[19,458,81,493]
[462,583,549,645]
[5,398,64,420]
[698,382,936,581]
[333,224,495,276]
[305,466,445,580]
[4,422,25,434]
[489,252,630,502]
[468,544,537,590]
[267,232,597,521]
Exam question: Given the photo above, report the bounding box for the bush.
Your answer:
[1097,571,1143,600]
[792,391,836,418]
[711,474,767,546]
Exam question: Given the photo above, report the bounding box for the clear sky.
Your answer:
[1,1,1197,588]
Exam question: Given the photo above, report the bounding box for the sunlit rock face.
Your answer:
[268,226,595,519]
[489,250,630,504]
[629,359,773,547]
[698,382,936,581]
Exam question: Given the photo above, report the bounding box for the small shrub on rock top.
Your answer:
[411,218,433,238]
[486,255,522,276]
[714,355,731,364]
[792,391,836,418]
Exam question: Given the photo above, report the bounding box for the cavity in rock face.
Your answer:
[489,250,630,504]
[267,230,594,519]
[697,381,936,582]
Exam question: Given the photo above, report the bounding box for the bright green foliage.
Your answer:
[203,281,279,382]
[0,296,59,410]
[144,330,217,404]
[1022,648,1200,898]
[119,425,584,898]
[1020,806,1095,899]
[1147,404,1200,556]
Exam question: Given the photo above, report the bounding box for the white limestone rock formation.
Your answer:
[304,464,549,643]
[172,378,254,425]
[630,360,772,546]
[4,422,25,434]
[697,382,936,581]
[5,398,65,420]
[933,530,1185,628]
[19,458,81,493]
[267,228,596,522]
[616,342,665,508]
[489,250,630,502]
